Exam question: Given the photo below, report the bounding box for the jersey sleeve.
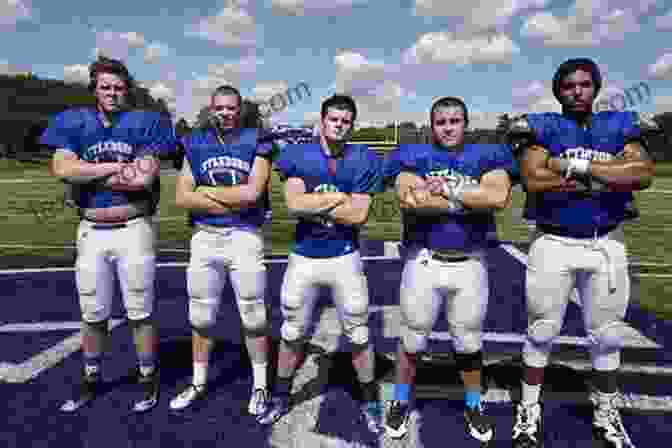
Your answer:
[522,113,554,150]
[352,147,383,194]
[622,111,662,145]
[486,144,517,178]
[256,128,276,160]
[380,148,402,189]
[137,113,176,158]
[273,144,297,182]
[397,144,423,174]
[506,114,537,157]
[39,109,81,154]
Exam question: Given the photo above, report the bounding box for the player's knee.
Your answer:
[280,320,306,343]
[346,324,370,347]
[452,328,482,354]
[523,340,552,368]
[588,320,632,352]
[128,314,153,328]
[527,318,561,346]
[239,299,268,335]
[189,297,218,330]
[124,257,155,321]
[400,325,428,354]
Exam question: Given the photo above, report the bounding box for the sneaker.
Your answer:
[360,400,384,435]
[384,400,410,439]
[256,394,290,425]
[464,405,494,444]
[593,400,635,448]
[512,402,543,448]
[132,367,160,413]
[169,384,208,411]
[248,388,270,416]
[60,369,103,413]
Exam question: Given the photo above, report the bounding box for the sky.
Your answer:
[2,0,672,129]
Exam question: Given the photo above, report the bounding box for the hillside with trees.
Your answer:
[0,73,171,158]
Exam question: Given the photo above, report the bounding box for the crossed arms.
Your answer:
[284,177,372,226]
[175,156,271,215]
[395,170,512,215]
[50,149,159,191]
[522,142,654,193]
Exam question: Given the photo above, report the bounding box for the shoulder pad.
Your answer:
[506,114,533,135]
[635,112,662,134]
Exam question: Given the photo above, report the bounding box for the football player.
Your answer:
[381,96,516,445]
[508,58,657,448]
[256,94,385,434]
[169,86,274,416]
[41,56,174,413]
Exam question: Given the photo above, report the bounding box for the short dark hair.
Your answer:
[321,94,357,122]
[552,58,602,103]
[211,85,242,107]
[430,96,469,126]
[88,56,135,91]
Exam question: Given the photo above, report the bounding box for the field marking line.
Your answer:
[0,319,124,383]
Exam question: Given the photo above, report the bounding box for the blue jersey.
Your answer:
[275,143,382,258]
[183,127,273,229]
[39,107,175,210]
[384,143,515,252]
[523,111,638,235]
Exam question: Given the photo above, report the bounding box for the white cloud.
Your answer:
[252,81,289,102]
[271,0,368,16]
[144,42,169,64]
[402,32,519,65]
[0,0,32,27]
[413,0,548,33]
[185,0,256,47]
[120,31,146,48]
[63,64,89,85]
[654,95,672,113]
[655,10,672,31]
[206,54,264,84]
[93,30,147,61]
[468,110,503,130]
[521,0,655,47]
[0,59,27,76]
[647,53,672,80]
[147,81,177,113]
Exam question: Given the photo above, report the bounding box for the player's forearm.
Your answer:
[105,158,159,191]
[458,185,510,211]
[523,166,571,193]
[328,196,370,226]
[286,193,346,218]
[53,160,120,185]
[409,196,456,215]
[587,160,654,190]
[175,191,234,215]
[196,185,260,208]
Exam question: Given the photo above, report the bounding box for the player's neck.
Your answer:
[97,105,122,128]
[434,140,465,153]
[321,135,345,158]
[214,125,239,144]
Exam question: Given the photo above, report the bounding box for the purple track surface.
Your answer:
[1,242,671,448]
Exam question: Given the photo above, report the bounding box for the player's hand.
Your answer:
[426,178,446,196]
[408,184,430,205]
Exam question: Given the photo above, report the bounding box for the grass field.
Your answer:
[1,158,671,320]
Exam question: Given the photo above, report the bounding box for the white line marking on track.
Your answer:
[0,321,85,332]
[401,385,672,412]
[0,319,124,383]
